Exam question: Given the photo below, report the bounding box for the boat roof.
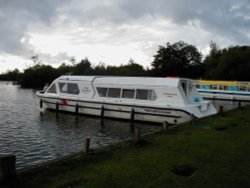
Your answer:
[58,76,98,82]
[57,76,186,87]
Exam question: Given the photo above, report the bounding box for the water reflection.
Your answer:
[208,99,250,111]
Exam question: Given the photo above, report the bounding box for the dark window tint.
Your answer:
[108,88,121,98]
[122,89,135,99]
[47,84,57,94]
[97,87,108,97]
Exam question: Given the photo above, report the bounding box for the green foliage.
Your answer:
[72,58,93,75]
[18,64,59,88]
[93,59,147,76]
[14,58,148,88]
[94,62,108,75]
[0,69,20,81]
[202,42,222,79]
[151,41,203,78]
[203,45,250,81]
[57,63,72,75]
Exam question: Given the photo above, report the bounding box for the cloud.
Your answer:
[55,0,250,50]
[0,0,66,57]
[0,0,249,72]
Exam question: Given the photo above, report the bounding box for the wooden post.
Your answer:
[39,100,43,108]
[219,106,224,115]
[0,154,16,183]
[56,102,59,111]
[238,101,241,108]
[84,138,90,154]
[75,103,79,114]
[130,108,135,123]
[191,114,197,127]
[100,105,105,118]
[134,128,141,141]
[163,121,169,130]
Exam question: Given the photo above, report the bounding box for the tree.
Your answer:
[203,41,222,79]
[18,64,59,88]
[229,46,250,81]
[151,41,202,78]
[57,62,73,75]
[0,69,20,81]
[118,59,146,76]
[203,45,250,81]
[94,59,147,76]
[94,62,108,75]
[72,58,93,75]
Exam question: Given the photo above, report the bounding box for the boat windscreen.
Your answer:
[181,82,187,96]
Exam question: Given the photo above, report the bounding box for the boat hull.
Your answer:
[198,90,250,101]
[39,96,193,124]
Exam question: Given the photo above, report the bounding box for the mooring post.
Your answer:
[163,121,169,130]
[238,101,241,108]
[219,105,224,115]
[0,154,16,183]
[84,138,90,154]
[39,100,43,108]
[130,108,135,123]
[100,105,105,119]
[134,128,141,141]
[56,102,59,111]
[75,103,79,114]
[191,114,197,127]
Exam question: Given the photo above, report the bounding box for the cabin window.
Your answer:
[59,83,67,93]
[122,89,135,99]
[108,88,121,98]
[218,85,223,90]
[47,84,57,94]
[229,86,237,91]
[58,83,80,95]
[195,85,200,89]
[212,85,217,90]
[67,83,80,94]
[239,86,247,91]
[97,87,108,97]
[201,85,208,90]
[136,89,156,100]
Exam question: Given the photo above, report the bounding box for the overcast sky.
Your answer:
[0,0,249,73]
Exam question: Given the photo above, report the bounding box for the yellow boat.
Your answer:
[193,80,250,101]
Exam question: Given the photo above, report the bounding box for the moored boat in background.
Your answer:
[36,76,217,124]
[194,80,250,101]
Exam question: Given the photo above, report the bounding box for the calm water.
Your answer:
[0,82,162,170]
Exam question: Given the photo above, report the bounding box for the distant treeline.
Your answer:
[1,41,250,88]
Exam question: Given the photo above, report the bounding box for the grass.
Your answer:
[4,105,250,188]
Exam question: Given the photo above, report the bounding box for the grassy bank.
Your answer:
[6,106,250,188]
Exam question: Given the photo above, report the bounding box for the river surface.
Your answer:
[0,82,163,170]
[0,81,248,170]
